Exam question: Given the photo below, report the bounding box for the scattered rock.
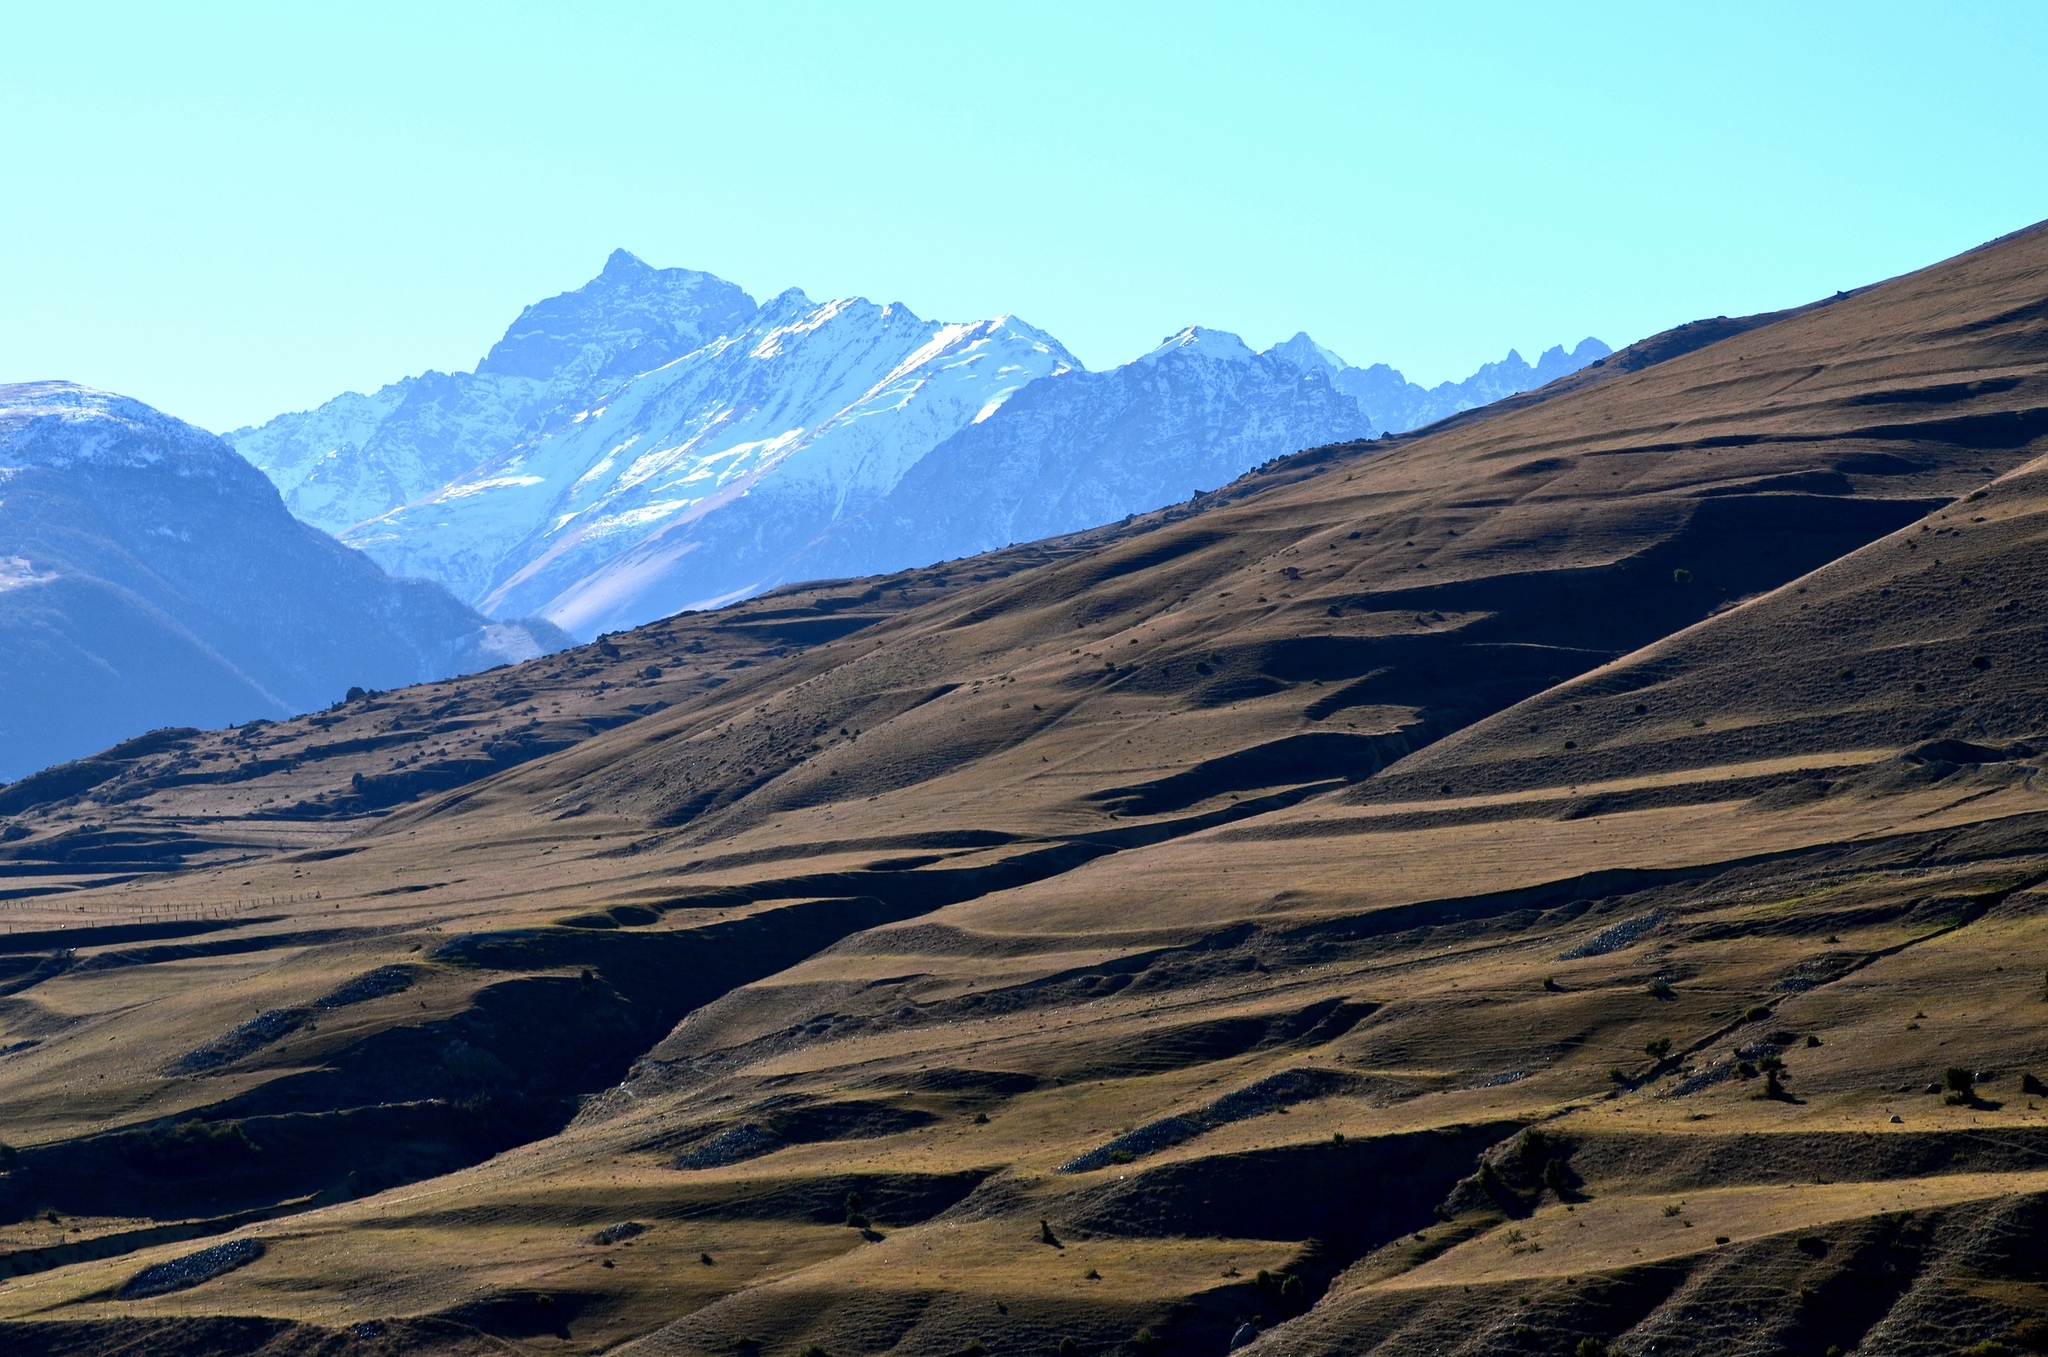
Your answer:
[1558,913,1665,960]
[119,1238,265,1299]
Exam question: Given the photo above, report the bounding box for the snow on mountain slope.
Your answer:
[0,383,567,780]
[231,251,759,534]
[230,252,1606,640]
[789,327,1375,581]
[336,293,1076,633]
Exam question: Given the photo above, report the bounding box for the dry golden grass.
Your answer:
[8,223,2048,1353]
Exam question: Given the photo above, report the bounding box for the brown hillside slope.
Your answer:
[3,223,2048,1354]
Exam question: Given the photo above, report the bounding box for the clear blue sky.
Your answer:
[4,2,2045,432]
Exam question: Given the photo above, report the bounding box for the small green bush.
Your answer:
[1644,1038,1672,1060]
[1744,1005,1772,1023]
[1577,1339,1608,1357]
[1108,1148,1135,1164]
[1947,1067,1977,1094]
[1543,1159,1570,1195]
[2007,1316,2048,1351]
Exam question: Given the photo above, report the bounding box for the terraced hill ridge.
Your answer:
[4,220,2048,1356]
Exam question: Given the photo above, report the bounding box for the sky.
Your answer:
[2,2,2045,433]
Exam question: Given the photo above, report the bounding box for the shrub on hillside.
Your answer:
[128,1119,260,1177]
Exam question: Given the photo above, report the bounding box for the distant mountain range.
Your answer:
[234,253,1607,637]
[0,383,565,781]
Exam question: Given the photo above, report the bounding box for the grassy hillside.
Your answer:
[4,222,2048,1356]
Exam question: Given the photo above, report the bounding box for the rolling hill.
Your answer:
[3,221,2048,1356]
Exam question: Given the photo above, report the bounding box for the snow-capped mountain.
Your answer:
[0,383,566,781]
[356,294,1077,635]
[232,252,760,534]
[790,327,1374,581]
[232,253,1607,639]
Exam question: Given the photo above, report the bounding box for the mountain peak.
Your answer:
[1137,327,1255,365]
[0,380,231,472]
[1265,331,1350,373]
[476,255,759,385]
[601,248,651,277]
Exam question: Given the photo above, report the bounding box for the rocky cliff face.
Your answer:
[792,327,1376,580]
[1309,334,1614,431]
